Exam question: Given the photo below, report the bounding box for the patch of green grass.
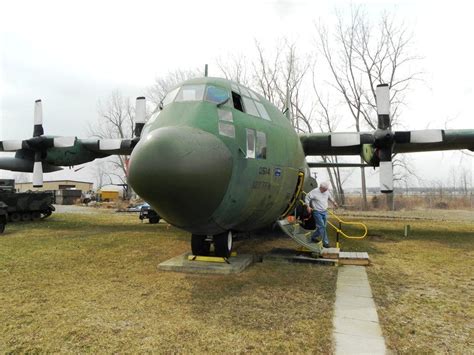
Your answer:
[332,214,474,353]
[0,213,336,353]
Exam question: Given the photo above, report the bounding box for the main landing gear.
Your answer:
[191,231,233,258]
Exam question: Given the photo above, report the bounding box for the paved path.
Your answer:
[333,265,387,354]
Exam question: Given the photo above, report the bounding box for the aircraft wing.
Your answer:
[392,129,474,153]
[299,129,474,157]
[300,127,474,193]
[0,97,146,187]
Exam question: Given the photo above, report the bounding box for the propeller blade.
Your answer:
[379,161,393,193]
[32,151,43,187]
[99,139,123,151]
[409,129,443,143]
[53,136,76,148]
[134,96,146,137]
[376,84,390,130]
[33,99,44,137]
[330,133,361,147]
[1,140,24,151]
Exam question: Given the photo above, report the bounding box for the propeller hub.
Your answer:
[374,129,394,149]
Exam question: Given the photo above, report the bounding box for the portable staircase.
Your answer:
[277,209,370,265]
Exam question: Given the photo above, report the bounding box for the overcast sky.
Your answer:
[0,0,472,189]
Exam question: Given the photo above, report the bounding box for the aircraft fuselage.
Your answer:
[128,77,315,235]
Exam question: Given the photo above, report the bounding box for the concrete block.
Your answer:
[158,253,255,274]
[334,316,383,338]
[334,332,386,355]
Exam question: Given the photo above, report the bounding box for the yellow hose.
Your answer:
[327,209,368,239]
[301,191,368,240]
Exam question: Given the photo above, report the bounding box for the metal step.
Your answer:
[277,219,324,255]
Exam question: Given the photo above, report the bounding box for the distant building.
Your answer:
[15,180,94,193]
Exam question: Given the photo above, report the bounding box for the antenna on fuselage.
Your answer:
[285,85,292,121]
[204,64,208,77]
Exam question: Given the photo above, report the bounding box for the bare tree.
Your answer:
[312,79,352,205]
[89,90,135,198]
[147,68,202,108]
[316,6,422,209]
[217,54,251,86]
[218,40,351,201]
[217,40,314,134]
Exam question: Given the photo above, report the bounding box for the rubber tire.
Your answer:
[149,216,160,224]
[214,231,233,258]
[10,213,21,222]
[191,234,211,256]
[21,213,32,221]
[31,212,41,221]
[0,223,5,234]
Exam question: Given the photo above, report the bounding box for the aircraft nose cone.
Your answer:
[128,127,233,231]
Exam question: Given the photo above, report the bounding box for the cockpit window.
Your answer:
[175,84,205,102]
[205,85,230,104]
[162,87,180,107]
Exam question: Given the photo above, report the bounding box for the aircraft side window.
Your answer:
[232,91,244,112]
[175,84,205,102]
[218,122,235,138]
[246,129,256,158]
[206,85,230,104]
[242,97,260,117]
[231,84,240,94]
[162,87,180,107]
[249,90,260,101]
[256,131,267,159]
[239,86,251,98]
[255,101,271,121]
[218,108,233,122]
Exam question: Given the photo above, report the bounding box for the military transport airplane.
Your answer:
[1,77,473,257]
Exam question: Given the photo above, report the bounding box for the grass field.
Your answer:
[0,211,336,353]
[0,208,472,353]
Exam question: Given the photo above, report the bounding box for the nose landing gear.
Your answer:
[191,231,233,258]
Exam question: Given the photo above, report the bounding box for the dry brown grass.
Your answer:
[0,212,337,353]
[344,194,474,211]
[331,214,474,353]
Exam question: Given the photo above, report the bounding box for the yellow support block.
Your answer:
[188,255,227,263]
[187,252,237,263]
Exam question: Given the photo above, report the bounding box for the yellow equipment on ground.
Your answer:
[326,209,368,248]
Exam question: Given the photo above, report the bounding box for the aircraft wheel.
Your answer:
[31,212,42,221]
[10,213,21,222]
[191,234,211,256]
[21,213,32,221]
[214,231,233,258]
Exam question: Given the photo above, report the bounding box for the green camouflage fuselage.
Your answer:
[128,77,314,235]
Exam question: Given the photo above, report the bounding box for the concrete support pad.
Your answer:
[333,265,387,355]
[158,253,255,274]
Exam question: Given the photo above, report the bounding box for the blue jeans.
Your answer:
[310,210,328,245]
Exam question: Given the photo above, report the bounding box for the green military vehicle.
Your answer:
[0,179,55,222]
[0,201,7,233]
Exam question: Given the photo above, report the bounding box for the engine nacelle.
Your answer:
[361,144,379,166]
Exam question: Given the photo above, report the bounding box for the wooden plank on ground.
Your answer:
[339,251,370,266]
[322,247,340,259]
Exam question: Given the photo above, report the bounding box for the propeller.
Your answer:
[327,84,444,193]
[373,84,443,193]
[134,97,146,137]
[0,100,76,188]
[92,96,147,153]
[375,84,394,193]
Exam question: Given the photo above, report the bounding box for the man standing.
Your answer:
[305,182,338,248]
